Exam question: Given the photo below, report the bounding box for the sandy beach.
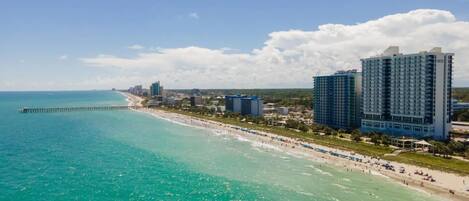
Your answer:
[121,92,469,201]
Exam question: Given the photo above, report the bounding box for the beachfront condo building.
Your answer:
[361,46,453,140]
[150,81,162,97]
[128,85,143,96]
[241,96,264,116]
[313,70,362,130]
[190,96,203,107]
[225,95,244,113]
[225,95,264,116]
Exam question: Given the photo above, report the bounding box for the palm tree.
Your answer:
[381,135,391,146]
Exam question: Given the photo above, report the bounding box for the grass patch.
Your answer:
[384,152,469,175]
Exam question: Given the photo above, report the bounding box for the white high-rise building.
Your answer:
[361,46,453,140]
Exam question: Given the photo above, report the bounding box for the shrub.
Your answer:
[351,133,361,142]
[298,124,309,132]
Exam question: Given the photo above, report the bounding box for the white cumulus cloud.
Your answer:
[82,9,469,88]
[58,54,68,60]
[188,12,199,19]
[128,44,145,50]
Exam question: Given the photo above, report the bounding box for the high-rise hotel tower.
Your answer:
[361,46,453,140]
[150,81,162,97]
[313,70,362,130]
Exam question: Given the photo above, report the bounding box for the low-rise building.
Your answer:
[217,106,225,112]
[147,96,163,107]
[276,107,289,115]
[263,103,276,114]
[163,97,182,106]
[453,99,469,112]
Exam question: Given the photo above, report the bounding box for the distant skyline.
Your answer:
[1,0,469,91]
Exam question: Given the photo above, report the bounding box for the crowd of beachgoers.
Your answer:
[122,92,469,201]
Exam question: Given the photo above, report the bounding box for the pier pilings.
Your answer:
[18,105,140,113]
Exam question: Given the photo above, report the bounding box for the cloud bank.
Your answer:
[82,9,469,89]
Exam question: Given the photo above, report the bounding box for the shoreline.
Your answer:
[120,92,469,201]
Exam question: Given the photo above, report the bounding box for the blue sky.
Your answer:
[1,0,469,90]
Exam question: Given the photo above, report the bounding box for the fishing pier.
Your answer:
[18,105,141,113]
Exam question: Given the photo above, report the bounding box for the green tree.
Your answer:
[351,129,361,136]
[298,123,309,132]
[310,124,321,132]
[453,109,469,121]
[351,133,361,142]
[322,127,334,135]
[448,141,465,154]
[209,107,216,113]
[431,141,452,158]
[370,133,381,145]
[381,135,391,146]
[286,119,299,129]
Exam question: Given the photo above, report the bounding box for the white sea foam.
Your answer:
[314,167,333,176]
[145,112,205,129]
[301,172,312,176]
[211,129,226,136]
[284,151,304,159]
[332,183,349,190]
[280,156,289,160]
[250,141,283,152]
[328,196,340,201]
[242,153,255,160]
[236,135,250,142]
[251,147,262,152]
[369,170,390,179]
[297,191,314,196]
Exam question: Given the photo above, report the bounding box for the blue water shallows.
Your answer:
[0,91,437,200]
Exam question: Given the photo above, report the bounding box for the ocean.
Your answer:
[0,91,438,200]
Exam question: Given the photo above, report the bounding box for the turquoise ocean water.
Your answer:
[0,91,439,201]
